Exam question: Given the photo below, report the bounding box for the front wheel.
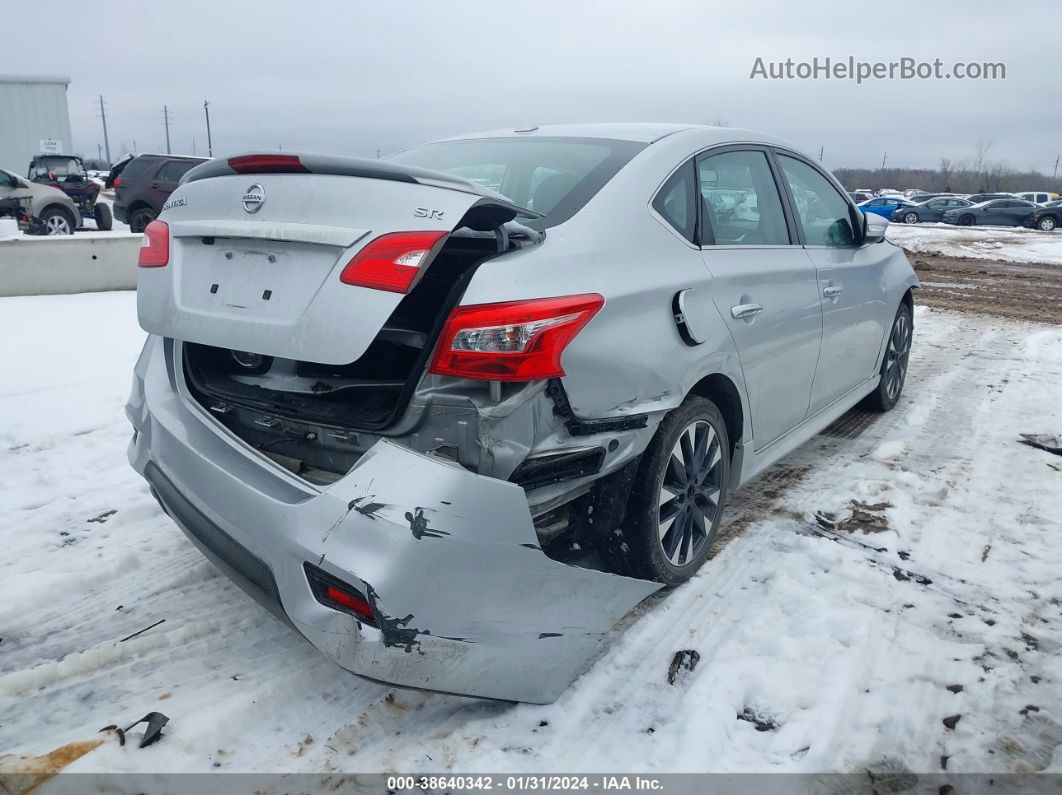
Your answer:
[94,202,113,231]
[958,214,975,226]
[903,212,919,224]
[1039,217,1057,232]
[863,302,913,412]
[598,397,730,584]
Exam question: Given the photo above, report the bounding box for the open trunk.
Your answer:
[137,154,541,474]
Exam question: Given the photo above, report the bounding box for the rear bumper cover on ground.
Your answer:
[126,336,660,703]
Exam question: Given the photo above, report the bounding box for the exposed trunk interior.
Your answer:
[183,230,527,477]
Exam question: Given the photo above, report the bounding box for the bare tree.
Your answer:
[973,140,993,189]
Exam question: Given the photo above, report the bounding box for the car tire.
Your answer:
[1039,217,1057,232]
[40,206,75,235]
[903,212,919,224]
[599,396,730,585]
[94,202,113,231]
[129,206,156,234]
[862,301,913,413]
[958,214,974,226]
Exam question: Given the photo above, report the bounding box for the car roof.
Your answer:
[435,122,704,144]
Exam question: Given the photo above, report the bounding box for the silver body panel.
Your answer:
[130,124,918,702]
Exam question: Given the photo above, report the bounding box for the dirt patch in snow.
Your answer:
[904,252,1062,324]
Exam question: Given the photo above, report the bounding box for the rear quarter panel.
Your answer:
[460,129,753,437]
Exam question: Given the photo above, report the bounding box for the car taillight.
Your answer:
[429,294,604,382]
[138,220,169,267]
[113,177,122,187]
[228,154,309,174]
[339,231,448,293]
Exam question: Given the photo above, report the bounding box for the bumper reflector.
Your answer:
[305,563,377,626]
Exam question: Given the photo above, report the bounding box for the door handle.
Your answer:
[823,285,844,298]
[731,303,763,319]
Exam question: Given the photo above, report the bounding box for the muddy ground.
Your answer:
[904,251,1062,325]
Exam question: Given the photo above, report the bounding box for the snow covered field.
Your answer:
[887,223,1062,266]
[1,293,1061,780]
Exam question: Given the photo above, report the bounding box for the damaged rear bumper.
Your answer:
[126,336,660,703]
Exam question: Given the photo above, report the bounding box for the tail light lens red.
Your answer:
[304,564,377,626]
[339,231,448,293]
[137,220,170,267]
[429,294,604,382]
[227,154,309,174]
[113,177,122,187]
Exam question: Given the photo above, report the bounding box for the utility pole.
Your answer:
[192,137,197,156]
[818,146,824,162]
[163,106,171,154]
[99,95,111,163]
[1054,154,1059,180]
[376,148,381,159]
[97,143,102,161]
[881,152,887,169]
[203,100,213,157]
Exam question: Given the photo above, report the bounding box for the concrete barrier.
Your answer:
[0,235,141,297]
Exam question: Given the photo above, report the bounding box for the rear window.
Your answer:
[388,137,645,227]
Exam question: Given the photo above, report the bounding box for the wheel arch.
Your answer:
[687,372,744,459]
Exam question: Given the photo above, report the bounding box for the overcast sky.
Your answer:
[5,0,1059,172]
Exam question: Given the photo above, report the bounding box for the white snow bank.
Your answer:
[886,223,1062,265]
[0,296,1060,778]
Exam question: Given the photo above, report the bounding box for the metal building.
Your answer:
[0,75,74,174]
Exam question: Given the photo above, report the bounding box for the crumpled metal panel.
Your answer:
[127,336,661,703]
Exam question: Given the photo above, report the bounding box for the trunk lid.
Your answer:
[137,157,528,365]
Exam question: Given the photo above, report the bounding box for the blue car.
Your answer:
[858,196,915,219]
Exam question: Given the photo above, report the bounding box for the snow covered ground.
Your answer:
[1,293,1061,780]
[887,223,1062,266]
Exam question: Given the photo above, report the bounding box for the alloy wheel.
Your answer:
[658,420,724,566]
[884,312,911,401]
[46,215,71,235]
[1040,218,1056,232]
[904,213,918,224]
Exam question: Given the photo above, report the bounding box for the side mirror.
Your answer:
[862,211,888,244]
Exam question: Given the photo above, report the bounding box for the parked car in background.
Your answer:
[113,154,208,232]
[858,195,914,219]
[892,196,973,224]
[1016,191,1057,205]
[27,154,112,230]
[907,193,957,204]
[964,192,1014,204]
[942,198,1038,227]
[0,167,79,234]
[128,124,917,703]
[852,189,873,202]
[1023,199,1062,231]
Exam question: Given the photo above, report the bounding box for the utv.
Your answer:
[28,154,113,231]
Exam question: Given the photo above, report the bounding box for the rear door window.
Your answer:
[156,161,197,182]
[118,157,157,182]
[775,154,858,247]
[697,150,789,246]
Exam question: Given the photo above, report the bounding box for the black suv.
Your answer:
[113,154,207,232]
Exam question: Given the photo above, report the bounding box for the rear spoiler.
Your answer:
[182,152,542,220]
